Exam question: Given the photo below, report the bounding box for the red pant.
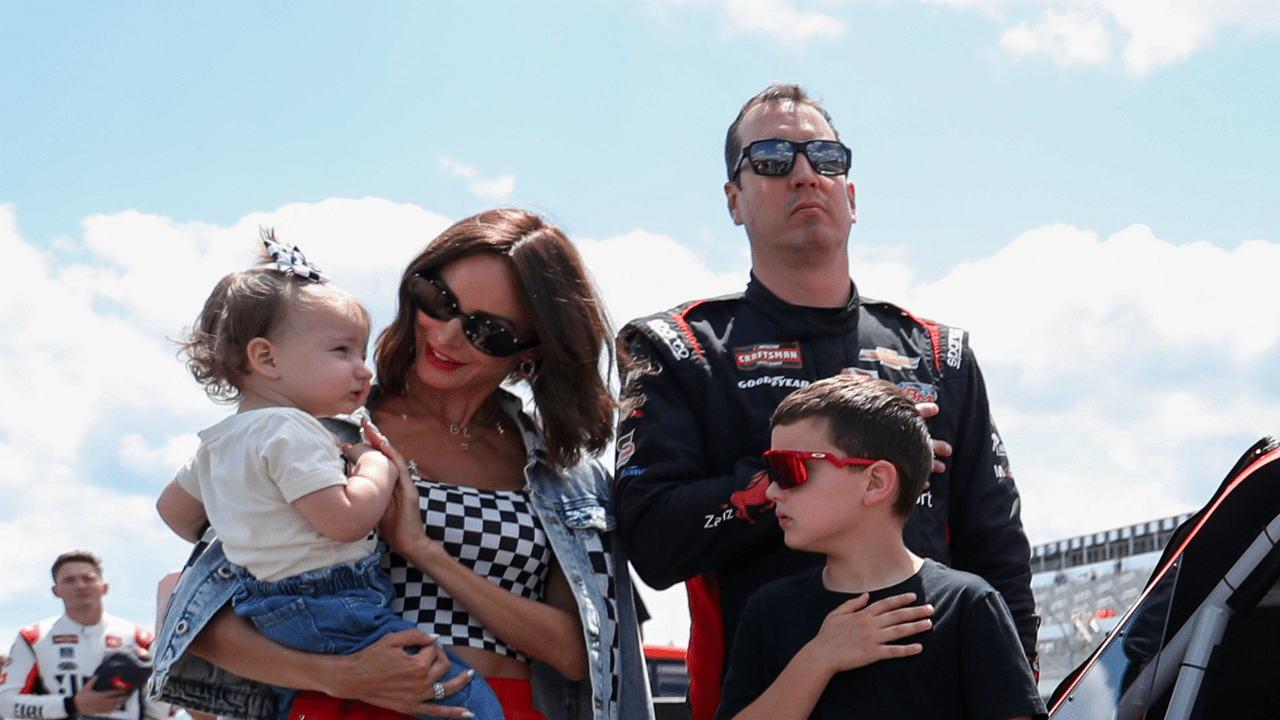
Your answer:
[486,678,546,720]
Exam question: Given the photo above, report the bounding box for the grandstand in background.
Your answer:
[1031,512,1192,696]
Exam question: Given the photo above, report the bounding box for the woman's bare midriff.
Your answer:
[448,645,531,680]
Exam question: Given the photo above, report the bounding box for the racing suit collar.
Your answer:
[744,272,860,336]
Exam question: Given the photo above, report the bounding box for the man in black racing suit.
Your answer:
[615,83,1037,720]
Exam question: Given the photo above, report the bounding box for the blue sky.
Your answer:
[2,1,1278,647]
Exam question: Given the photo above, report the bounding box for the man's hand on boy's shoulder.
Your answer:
[798,592,934,678]
[913,402,952,475]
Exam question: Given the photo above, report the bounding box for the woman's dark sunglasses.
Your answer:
[731,138,852,180]
[406,271,540,358]
[763,449,878,490]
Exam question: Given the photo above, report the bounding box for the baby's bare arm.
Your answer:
[157,480,208,543]
[292,443,396,542]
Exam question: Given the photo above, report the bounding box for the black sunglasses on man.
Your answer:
[731,138,852,181]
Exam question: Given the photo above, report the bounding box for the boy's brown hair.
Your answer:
[771,374,932,518]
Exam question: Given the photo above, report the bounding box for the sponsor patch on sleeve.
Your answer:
[992,430,1007,457]
[943,327,966,369]
[645,318,695,361]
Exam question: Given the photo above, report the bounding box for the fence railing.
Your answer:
[1030,513,1194,574]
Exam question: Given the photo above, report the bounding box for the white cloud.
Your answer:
[654,0,1280,75]
[439,158,516,202]
[651,0,845,51]
[0,198,451,640]
[499,211,1237,616]
[601,220,1280,637]
[721,0,846,48]
[891,222,1280,542]
[999,8,1114,67]
[119,433,201,476]
[925,0,1280,76]
[2,201,1277,648]
[576,229,748,329]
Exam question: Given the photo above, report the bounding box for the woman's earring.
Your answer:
[517,359,539,380]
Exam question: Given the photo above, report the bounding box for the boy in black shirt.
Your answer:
[715,375,1045,720]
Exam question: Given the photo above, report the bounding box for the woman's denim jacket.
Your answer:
[148,390,654,720]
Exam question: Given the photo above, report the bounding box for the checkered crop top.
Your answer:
[382,476,552,661]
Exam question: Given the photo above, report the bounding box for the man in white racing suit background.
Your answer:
[0,551,168,720]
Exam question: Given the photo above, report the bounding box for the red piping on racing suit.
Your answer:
[615,276,1037,720]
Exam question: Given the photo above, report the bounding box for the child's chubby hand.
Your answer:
[342,441,395,482]
[359,418,404,465]
[800,592,934,676]
[360,418,435,556]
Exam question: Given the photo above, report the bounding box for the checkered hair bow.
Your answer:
[263,237,328,283]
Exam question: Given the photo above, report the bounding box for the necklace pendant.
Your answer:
[458,440,471,450]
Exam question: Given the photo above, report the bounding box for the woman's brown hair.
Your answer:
[375,208,616,469]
